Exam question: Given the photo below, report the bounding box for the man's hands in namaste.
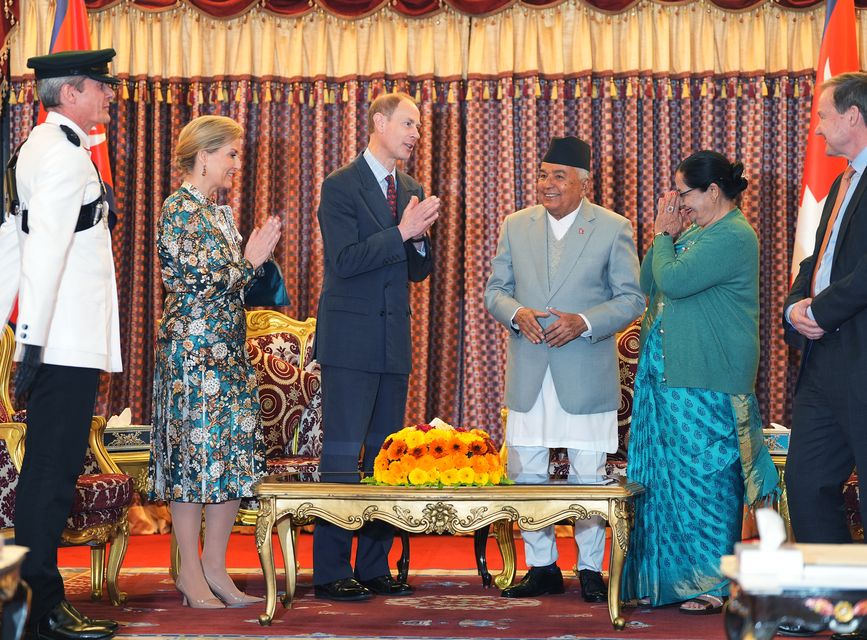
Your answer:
[513,307,587,347]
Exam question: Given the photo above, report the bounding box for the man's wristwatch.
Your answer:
[654,231,671,239]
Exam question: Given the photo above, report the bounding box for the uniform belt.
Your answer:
[19,197,106,234]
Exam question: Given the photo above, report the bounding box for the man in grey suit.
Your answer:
[485,136,644,601]
[313,92,440,601]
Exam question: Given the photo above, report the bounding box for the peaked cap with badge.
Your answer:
[27,48,120,85]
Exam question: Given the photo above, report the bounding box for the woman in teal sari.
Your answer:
[622,151,778,614]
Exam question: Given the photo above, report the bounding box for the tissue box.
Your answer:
[103,424,151,452]
[763,426,790,454]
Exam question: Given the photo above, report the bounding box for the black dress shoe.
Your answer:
[829,630,867,640]
[358,575,414,596]
[776,622,823,637]
[59,601,119,632]
[313,577,374,601]
[27,601,115,640]
[578,569,607,603]
[501,565,565,598]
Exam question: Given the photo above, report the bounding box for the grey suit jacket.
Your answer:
[316,154,432,375]
[485,201,644,414]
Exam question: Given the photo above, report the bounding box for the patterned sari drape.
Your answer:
[6,73,809,443]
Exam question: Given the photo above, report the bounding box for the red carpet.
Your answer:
[63,571,730,639]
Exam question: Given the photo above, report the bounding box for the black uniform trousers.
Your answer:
[312,365,408,585]
[16,364,100,623]
[786,332,867,543]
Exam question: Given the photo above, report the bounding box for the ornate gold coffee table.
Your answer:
[253,476,644,629]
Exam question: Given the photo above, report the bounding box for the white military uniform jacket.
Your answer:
[0,216,19,325]
[10,111,122,372]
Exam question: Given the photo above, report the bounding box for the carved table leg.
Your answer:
[607,498,630,630]
[493,519,516,590]
[473,526,492,587]
[275,516,296,607]
[256,497,277,626]
[106,519,129,605]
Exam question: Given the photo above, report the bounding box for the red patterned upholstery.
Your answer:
[0,402,9,424]
[548,318,642,480]
[66,506,128,530]
[69,474,133,515]
[0,440,18,529]
[843,473,863,541]
[248,331,305,367]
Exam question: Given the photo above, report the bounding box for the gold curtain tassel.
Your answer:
[574,80,581,98]
[666,81,673,99]
[721,82,727,99]
[309,88,315,108]
[8,87,16,104]
[166,86,172,104]
[155,85,163,102]
[535,80,542,98]
[122,82,130,100]
[431,84,437,101]
[264,84,272,102]
[700,79,708,97]
[483,82,491,100]
[592,82,598,99]
[253,88,259,104]
[235,85,243,102]
[447,85,456,104]
[551,82,558,100]
[762,80,769,97]
[465,83,472,101]
[343,85,350,102]
[737,81,743,98]
[625,80,632,98]
[496,81,503,100]
[682,81,690,99]
[610,79,618,99]
[794,81,800,98]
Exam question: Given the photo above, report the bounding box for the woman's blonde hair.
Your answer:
[174,115,243,174]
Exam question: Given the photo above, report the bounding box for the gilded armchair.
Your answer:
[0,325,134,605]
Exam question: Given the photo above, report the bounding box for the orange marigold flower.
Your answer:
[471,455,489,474]
[386,440,408,460]
[374,455,389,473]
[409,443,427,458]
[434,456,454,472]
[416,455,437,471]
[449,439,469,457]
[428,437,450,458]
[468,440,487,456]
[450,453,469,469]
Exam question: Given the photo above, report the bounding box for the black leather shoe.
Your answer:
[829,631,867,640]
[501,565,565,598]
[314,577,374,601]
[579,569,607,603]
[358,575,413,596]
[26,601,115,640]
[776,622,823,637]
[59,601,118,632]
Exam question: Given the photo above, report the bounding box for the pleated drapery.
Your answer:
[6,0,858,441]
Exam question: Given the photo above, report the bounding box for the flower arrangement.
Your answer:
[365,420,506,487]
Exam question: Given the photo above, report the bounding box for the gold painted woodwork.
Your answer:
[253,478,643,630]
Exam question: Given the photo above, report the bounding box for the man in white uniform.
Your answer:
[485,136,643,601]
[4,49,123,640]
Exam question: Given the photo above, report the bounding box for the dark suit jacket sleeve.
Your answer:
[811,251,867,331]
[404,185,433,282]
[318,174,410,279]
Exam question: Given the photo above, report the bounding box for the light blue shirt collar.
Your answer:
[363,148,395,198]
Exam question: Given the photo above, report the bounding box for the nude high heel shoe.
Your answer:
[175,578,225,609]
[204,575,264,608]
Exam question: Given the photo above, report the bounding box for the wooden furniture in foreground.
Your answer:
[253,477,644,630]
[722,543,867,640]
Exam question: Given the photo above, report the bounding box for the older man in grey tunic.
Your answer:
[485,136,644,601]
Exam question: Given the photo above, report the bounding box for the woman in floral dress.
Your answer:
[148,115,281,609]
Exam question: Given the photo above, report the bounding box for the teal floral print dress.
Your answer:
[148,183,266,503]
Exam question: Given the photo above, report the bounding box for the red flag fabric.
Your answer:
[792,0,858,278]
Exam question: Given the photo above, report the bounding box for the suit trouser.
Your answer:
[313,365,408,585]
[16,364,100,623]
[508,446,607,571]
[786,332,867,543]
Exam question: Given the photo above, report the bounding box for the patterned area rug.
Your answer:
[63,569,729,640]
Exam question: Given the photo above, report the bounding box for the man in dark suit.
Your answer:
[784,72,867,548]
[313,92,440,601]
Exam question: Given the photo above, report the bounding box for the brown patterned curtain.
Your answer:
[7,72,809,444]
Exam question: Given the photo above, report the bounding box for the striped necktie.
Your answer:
[811,165,856,296]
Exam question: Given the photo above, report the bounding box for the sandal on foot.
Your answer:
[679,595,725,615]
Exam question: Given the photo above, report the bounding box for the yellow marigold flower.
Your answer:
[380,469,396,485]
[427,468,440,483]
[408,468,429,485]
[404,430,425,449]
[440,468,459,486]
[475,471,490,485]
[457,467,475,484]
[374,467,383,482]
[489,468,502,485]
[471,455,489,474]
[416,455,437,471]
[457,432,476,445]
